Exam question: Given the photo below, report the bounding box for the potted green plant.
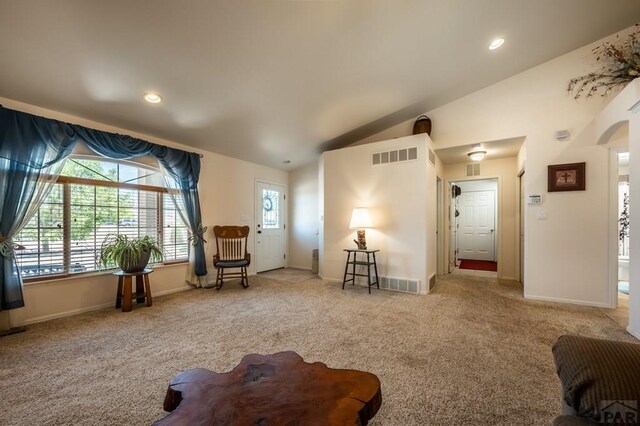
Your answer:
[98,234,163,273]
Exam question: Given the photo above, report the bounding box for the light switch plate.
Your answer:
[536,212,549,220]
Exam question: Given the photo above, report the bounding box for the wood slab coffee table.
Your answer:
[154,351,382,425]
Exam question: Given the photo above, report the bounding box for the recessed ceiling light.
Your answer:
[489,38,505,50]
[144,92,162,104]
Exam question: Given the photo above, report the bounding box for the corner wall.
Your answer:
[320,134,434,293]
[0,96,288,325]
[350,26,640,309]
[288,161,319,270]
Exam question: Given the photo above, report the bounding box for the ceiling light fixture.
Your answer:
[468,150,487,161]
[489,38,505,50]
[144,92,162,104]
[467,143,487,161]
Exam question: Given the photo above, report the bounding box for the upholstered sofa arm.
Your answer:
[552,415,599,426]
[552,335,640,424]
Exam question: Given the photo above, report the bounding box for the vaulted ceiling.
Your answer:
[1,1,639,170]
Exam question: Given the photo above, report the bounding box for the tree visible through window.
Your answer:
[14,157,190,278]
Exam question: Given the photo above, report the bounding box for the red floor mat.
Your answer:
[459,259,497,272]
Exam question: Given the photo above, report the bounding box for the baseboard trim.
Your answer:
[286,265,313,271]
[627,326,640,340]
[0,326,27,337]
[524,293,610,308]
[24,285,192,325]
[318,275,342,283]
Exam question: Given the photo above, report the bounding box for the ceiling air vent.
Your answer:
[372,146,419,166]
[466,163,480,177]
[408,147,418,160]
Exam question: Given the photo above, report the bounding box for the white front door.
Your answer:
[459,190,496,261]
[256,182,285,272]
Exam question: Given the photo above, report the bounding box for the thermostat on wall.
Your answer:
[528,194,543,205]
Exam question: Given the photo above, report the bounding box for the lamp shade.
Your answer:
[349,208,372,229]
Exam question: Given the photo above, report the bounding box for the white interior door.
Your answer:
[459,190,496,261]
[256,182,285,272]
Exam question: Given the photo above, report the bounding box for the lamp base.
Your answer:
[354,229,367,250]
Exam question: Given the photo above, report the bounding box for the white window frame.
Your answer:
[16,157,190,282]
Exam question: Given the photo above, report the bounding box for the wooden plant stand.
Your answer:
[113,269,153,312]
[154,351,382,425]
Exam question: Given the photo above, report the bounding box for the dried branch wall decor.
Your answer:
[568,25,640,100]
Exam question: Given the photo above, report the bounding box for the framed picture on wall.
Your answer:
[548,162,586,192]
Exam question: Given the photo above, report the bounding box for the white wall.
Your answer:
[288,161,319,270]
[585,80,640,337]
[426,146,439,288]
[444,158,518,280]
[629,110,640,339]
[351,26,640,309]
[320,134,434,293]
[0,96,288,325]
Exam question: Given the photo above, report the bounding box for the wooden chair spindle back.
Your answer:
[214,226,250,262]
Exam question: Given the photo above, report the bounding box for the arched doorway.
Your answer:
[598,120,629,327]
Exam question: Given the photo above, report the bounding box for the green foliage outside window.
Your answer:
[18,159,135,244]
[64,159,133,241]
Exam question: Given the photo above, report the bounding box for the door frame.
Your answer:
[517,166,525,286]
[436,176,445,275]
[255,179,288,273]
[608,149,621,309]
[444,176,503,277]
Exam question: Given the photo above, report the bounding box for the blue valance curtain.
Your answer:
[0,106,207,311]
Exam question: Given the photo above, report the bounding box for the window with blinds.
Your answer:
[14,157,190,280]
[163,195,189,261]
[14,184,65,278]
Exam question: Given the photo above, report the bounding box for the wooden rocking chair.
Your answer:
[212,225,251,290]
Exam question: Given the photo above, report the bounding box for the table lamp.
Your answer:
[349,207,372,249]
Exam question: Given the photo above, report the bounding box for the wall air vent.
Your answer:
[372,146,419,166]
[379,276,420,294]
[428,149,436,166]
[466,163,480,177]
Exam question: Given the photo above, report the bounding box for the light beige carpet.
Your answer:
[0,270,635,425]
